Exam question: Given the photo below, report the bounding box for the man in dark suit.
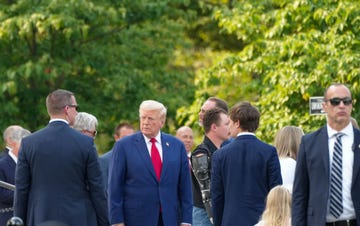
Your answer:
[99,122,135,195]
[292,84,360,226]
[0,126,15,159]
[109,100,192,226]
[14,89,108,226]
[0,126,30,226]
[211,101,282,226]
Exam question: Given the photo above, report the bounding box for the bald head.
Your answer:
[176,126,194,154]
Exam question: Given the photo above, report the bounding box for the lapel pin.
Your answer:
[166,142,169,147]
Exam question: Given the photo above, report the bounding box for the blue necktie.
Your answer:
[329,133,344,218]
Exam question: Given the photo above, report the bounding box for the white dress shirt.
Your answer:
[326,122,355,222]
[143,132,163,161]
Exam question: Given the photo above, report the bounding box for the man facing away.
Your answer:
[14,89,108,226]
[191,108,230,226]
[109,100,192,226]
[292,83,360,226]
[211,101,282,226]
[0,126,30,226]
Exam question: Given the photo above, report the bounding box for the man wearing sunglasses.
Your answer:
[292,84,360,226]
[14,89,108,226]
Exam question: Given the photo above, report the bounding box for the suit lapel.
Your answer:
[352,128,360,187]
[319,127,331,179]
[160,133,170,181]
[134,133,158,182]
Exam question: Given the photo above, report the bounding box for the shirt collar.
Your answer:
[143,132,162,144]
[327,122,353,138]
[237,132,256,137]
[8,150,17,163]
[49,119,69,124]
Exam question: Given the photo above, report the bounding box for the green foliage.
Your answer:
[182,0,360,143]
[2,0,360,151]
[0,0,196,152]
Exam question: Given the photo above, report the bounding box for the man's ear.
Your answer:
[211,123,217,131]
[235,120,240,129]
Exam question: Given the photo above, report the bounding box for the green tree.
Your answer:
[181,0,360,143]
[0,0,196,151]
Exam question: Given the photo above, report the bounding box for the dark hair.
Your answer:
[207,97,229,113]
[46,89,74,115]
[230,101,260,132]
[114,122,135,136]
[203,108,228,134]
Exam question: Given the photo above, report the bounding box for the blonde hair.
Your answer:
[274,126,304,160]
[259,186,291,226]
[139,100,167,121]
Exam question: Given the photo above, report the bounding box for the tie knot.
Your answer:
[150,138,157,144]
[334,132,344,139]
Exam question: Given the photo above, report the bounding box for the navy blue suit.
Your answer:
[14,121,108,226]
[211,135,282,226]
[292,126,360,225]
[0,153,16,226]
[109,132,192,226]
[99,150,112,195]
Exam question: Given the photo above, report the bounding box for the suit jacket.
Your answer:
[292,126,360,225]
[0,148,9,159]
[211,135,282,226]
[0,153,16,226]
[14,121,108,226]
[99,150,112,195]
[108,132,193,226]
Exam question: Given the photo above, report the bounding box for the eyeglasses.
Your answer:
[83,130,97,137]
[66,104,79,111]
[326,97,352,106]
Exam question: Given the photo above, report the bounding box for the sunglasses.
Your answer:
[326,97,352,106]
[67,104,79,111]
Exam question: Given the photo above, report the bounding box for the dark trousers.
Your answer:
[158,212,164,226]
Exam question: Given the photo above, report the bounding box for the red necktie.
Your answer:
[150,138,162,180]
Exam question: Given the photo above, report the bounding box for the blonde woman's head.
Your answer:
[274,126,304,160]
[260,185,292,226]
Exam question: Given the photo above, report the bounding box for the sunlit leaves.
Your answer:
[186,0,360,143]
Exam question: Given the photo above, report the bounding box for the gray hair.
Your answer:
[3,125,31,144]
[139,100,167,120]
[72,112,98,132]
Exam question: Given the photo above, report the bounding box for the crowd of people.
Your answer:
[0,83,359,226]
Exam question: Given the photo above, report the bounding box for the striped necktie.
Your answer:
[329,132,344,218]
